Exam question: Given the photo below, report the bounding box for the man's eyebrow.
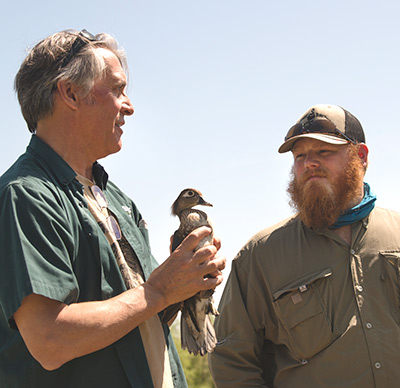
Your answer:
[108,79,127,91]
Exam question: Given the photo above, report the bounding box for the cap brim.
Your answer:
[278,133,349,153]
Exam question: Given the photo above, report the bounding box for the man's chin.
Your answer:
[97,143,122,160]
[304,178,332,194]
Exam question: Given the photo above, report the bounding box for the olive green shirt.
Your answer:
[0,135,187,388]
[210,208,400,387]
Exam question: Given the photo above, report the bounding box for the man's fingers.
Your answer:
[203,252,226,270]
[202,271,224,289]
[204,254,226,278]
[179,226,212,251]
[192,244,218,266]
[213,236,222,251]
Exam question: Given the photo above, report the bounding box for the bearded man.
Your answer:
[209,104,400,388]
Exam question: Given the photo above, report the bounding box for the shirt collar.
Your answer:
[27,135,109,188]
[92,161,109,189]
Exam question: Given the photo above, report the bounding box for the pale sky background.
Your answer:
[1,0,400,302]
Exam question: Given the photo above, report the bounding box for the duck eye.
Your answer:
[182,190,196,198]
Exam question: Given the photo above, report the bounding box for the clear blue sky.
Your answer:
[1,0,400,301]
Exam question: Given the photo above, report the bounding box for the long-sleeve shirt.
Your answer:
[210,208,400,387]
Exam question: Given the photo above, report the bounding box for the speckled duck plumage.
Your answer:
[161,188,218,355]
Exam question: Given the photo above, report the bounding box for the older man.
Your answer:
[210,104,400,387]
[0,30,225,387]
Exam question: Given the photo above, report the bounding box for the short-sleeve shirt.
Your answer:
[0,135,187,388]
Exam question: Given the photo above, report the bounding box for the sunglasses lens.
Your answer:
[108,216,122,240]
[91,185,108,209]
[61,29,96,68]
[80,29,96,41]
[90,185,121,240]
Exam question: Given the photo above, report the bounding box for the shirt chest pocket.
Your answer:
[380,251,400,324]
[272,268,333,361]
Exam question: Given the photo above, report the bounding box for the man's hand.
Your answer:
[146,226,226,308]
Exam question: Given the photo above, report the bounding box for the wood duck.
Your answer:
[161,188,219,356]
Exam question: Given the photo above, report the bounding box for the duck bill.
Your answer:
[198,197,213,207]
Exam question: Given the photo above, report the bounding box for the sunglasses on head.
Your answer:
[285,119,356,144]
[60,29,97,68]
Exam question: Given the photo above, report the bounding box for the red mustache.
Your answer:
[299,169,328,184]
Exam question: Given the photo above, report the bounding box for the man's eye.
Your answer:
[115,85,126,96]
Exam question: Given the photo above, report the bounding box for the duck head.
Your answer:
[171,188,213,216]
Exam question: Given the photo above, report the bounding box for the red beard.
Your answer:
[287,145,365,229]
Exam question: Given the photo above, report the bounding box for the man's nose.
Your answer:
[304,153,320,169]
[122,95,134,116]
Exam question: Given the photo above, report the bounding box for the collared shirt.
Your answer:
[0,135,187,388]
[210,209,400,387]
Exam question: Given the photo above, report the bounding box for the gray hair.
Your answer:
[15,29,128,133]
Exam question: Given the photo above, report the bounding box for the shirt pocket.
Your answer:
[380,251,400,324]
[272,268,333,361]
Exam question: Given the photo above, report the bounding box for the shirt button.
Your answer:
[350,249,356,255]
[375,362,382,369]
[366,322,372,329]
[356,285,363,292]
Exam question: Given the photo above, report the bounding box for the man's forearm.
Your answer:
[14,282,165,371]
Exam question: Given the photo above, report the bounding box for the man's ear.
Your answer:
[56,79,80,110]
[358,143,369,168]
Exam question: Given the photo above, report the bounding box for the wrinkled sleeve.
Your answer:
[0,181,79,327]
[209,252,274,387]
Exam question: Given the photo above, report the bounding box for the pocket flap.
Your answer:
[273,267,332,301]
[380,251,400,272]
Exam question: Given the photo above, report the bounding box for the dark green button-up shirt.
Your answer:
[210,209,400,387]
[0,136,187,388]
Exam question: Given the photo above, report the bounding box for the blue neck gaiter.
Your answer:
[330,182,377,229]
